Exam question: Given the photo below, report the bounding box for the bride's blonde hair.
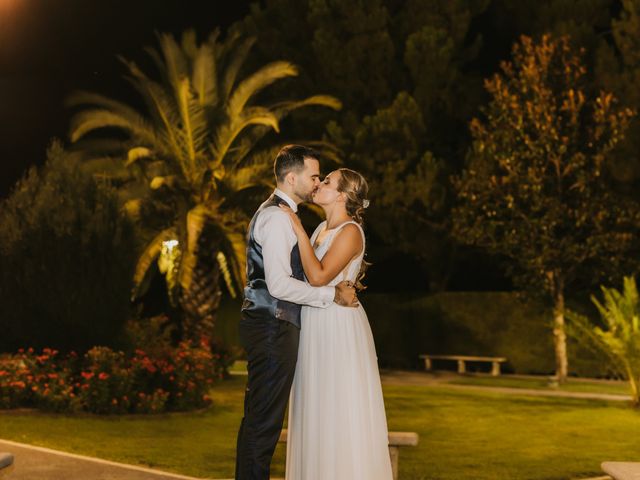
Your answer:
[336,168,370,290]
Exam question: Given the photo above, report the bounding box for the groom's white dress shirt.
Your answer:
[252,188,334,308]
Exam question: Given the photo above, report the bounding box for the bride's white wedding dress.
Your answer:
[285,220,393,480]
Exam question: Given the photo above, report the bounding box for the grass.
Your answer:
[2,376,640,479]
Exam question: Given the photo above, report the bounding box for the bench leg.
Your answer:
[389,445,399,480]
[457,359,466,374]
[0,464,15,478]
[424,358,432,371]
[491,362,501,376]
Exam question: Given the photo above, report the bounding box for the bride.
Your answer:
[279,168,393,480]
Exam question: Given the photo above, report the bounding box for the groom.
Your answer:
[235,145,358,480]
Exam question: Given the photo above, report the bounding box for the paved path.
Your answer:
[0,439,218,480]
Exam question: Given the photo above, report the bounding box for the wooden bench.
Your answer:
[278,429,418,480]
[420,354,507,376]
[0,453,14,477]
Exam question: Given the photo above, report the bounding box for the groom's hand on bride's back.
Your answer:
[334,281,359,307]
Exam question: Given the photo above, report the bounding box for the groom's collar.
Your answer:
[274,188,298,212]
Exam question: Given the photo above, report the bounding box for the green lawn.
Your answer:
[1,376,640,479]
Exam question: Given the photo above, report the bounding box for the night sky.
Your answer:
[0,0,253,198]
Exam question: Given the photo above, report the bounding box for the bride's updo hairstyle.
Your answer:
[337,168,369,225]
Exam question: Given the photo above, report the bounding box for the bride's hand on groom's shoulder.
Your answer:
[279,204,304,232]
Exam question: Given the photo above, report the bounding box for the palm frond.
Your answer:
[224,146,280,192]
[178,204,246,298]
[218,229,247,298]
[157,32,190,99]
[270,95,343,116]
[220,36,256,103]
[126,147,153,167]
[66,91,151,125]
[224,96,342,169]
[132,227,178,301]
[121,62,187,174]
[121,59,181,134]
[227,61,299,118]
[180,29,198,60]
[192,40,218,106]
[69,109,156,145]
[175,77,210,169]
[211,107,280,169]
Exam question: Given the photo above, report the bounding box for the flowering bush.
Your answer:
[0,339,226,414]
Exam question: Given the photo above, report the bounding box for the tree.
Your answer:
[596,0,640,184]
[326,92,450,290]
[67,30,341,342]
[331,1,492,291]
[0,142,137,352]
[453,34,638,382]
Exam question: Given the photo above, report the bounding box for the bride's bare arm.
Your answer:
[280,206,362,287]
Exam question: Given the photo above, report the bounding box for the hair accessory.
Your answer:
[362,199,370,209]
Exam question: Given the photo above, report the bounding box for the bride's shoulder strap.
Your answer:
[337,220,364,236]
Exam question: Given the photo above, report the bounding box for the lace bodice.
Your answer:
[308,220,366,287]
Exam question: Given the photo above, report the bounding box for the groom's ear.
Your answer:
[285,171,297,186]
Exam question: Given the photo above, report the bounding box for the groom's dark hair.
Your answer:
[274,144,320,183]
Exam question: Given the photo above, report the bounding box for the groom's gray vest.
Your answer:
[241,195,305,328]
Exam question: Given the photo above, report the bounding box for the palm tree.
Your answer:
[67,29,341,342]
[568,277,640,406]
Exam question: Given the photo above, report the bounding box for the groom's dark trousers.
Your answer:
[235,195,304,480]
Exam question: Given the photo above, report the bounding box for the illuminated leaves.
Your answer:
[454,34,638,298]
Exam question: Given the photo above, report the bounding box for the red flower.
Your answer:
[98,372,109,380]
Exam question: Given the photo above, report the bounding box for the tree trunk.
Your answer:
[179,224,223,345]
[551,274,568,383]
[624,362,640,407]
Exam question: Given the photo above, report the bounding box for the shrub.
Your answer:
[361,291,609,377]
[0,340,224,414]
